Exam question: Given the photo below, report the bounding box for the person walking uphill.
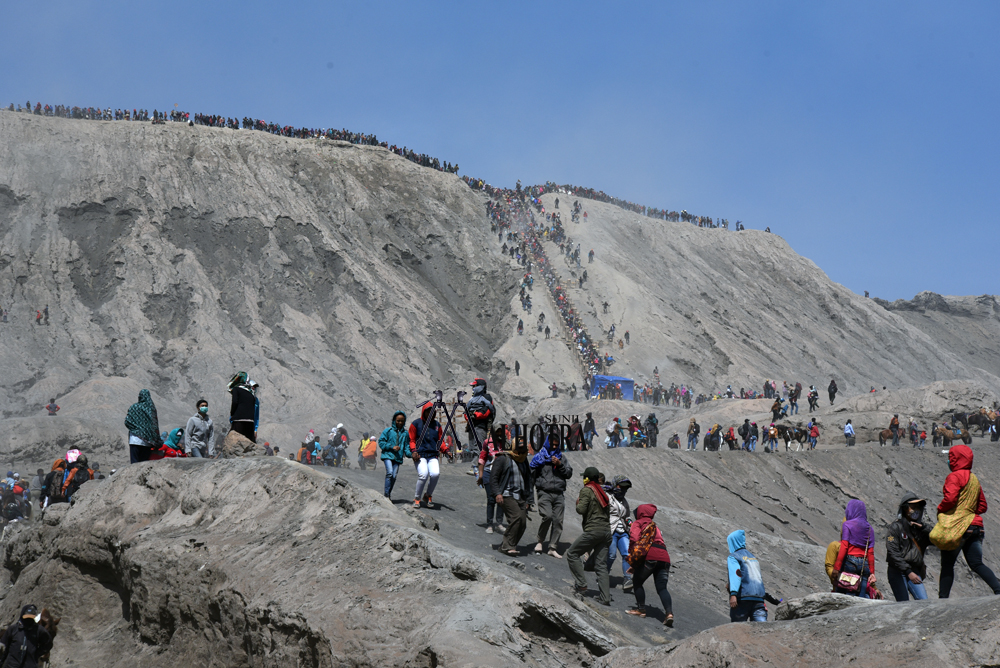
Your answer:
[0,604,52,668]
[125,389,162,464]
[567,467,613,605]
[184,399,215,458]
[530,436,573,557]
[466,378,495,451]
[931,444,1000,597]
[491,440,533,556]
[828,379,838,405]
[727,530,768,622]
[409,401,442,509]
[885,494,932,601]
[626,504,673,627]
[832,500,877,598]
[378,410,409,499]
[228,372,257,442]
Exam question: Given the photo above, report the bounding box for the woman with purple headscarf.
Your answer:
[832,499,878,597]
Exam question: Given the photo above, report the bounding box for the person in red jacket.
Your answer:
[938,444,1000,597]
[832,499,877,597]
[626,504,673,626]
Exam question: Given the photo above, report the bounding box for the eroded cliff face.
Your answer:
[875,292,1000,382]
[0,459,632,667]
[0,112,511,446]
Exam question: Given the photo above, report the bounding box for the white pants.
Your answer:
[414,457,440,500]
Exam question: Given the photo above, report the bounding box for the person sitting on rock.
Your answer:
[832,499,877,598]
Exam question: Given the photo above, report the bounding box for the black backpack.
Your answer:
[64,466,92,501]
[738,423,748,438]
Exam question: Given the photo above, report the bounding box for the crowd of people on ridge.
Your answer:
[4,101,458,174]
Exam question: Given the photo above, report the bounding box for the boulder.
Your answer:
[218,429,266,458]
[773,592,887,620]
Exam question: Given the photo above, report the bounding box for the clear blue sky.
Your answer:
[3,1,997,300]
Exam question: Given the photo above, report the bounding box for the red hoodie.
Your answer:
[938,444,987,528]
[629,503,671,564]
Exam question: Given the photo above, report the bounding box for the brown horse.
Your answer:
[39,608,59,664]
[936,426,972,447]
[877,428,897,446]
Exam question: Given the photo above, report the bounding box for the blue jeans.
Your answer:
[607,530,630,576]
[730,599,767,622]
[886,566,928,601]
[687,434,697,450]
[383,459,400,497]
[836,555,871,598]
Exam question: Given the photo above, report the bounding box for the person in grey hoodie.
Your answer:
[184,399,215,458]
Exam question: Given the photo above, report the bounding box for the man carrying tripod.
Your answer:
[467,378,495,453]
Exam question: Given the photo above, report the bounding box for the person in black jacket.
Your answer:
[228,372,257,442]
[885,493,931,601]
[490,441,533,556]
[583,413,597,449]
[0,605,52,668]
[466,378,495,452]
[828,379,838,405]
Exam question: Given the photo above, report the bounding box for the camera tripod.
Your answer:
[413,390,486,458]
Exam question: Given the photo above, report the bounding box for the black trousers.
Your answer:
[231,421,256,442]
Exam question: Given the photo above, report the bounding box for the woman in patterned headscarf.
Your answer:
[125,389,162,464]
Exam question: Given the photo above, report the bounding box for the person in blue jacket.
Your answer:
[378,411,409,499]
[727,529,768,622]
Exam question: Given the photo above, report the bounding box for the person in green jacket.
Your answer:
[566,466,613,605]
[378,411,409,499]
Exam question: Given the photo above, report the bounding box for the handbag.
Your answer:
[836,534,869,593]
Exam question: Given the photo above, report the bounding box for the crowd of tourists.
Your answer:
[485,186,604,375]
[4,101,457,174]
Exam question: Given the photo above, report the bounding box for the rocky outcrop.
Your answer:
[218,428,266,458]
[0,459,634,667]
[598,596,1000,667]
[773,592,886,620]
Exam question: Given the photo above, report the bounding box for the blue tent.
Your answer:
[589,375,635,401]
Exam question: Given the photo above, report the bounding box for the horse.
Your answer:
[967,412,992,437]
[936,426,972,447]
[39,608,60,665]
[877,428,897,446]
[776,425,808,451]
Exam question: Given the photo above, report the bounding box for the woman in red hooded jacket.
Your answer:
[626,504,673,626]
[937,444,1000,597]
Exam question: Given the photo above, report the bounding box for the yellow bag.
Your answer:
[929,473,981,551]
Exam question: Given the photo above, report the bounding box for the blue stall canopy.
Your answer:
[590,375,635,401]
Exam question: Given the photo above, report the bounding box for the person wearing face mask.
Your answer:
[885,493,931,601]
[0,604,52,668]
[184,399,215,458]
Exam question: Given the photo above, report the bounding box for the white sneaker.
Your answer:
[534,542,544,553]
[485,525,494,534]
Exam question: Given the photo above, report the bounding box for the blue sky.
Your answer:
[3,1,997,300]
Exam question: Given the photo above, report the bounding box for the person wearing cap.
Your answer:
[885,493,932,601]
[184,398,215,458]
[0,604,52,667]
[466,378,495,453]
[566,467,613,605]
